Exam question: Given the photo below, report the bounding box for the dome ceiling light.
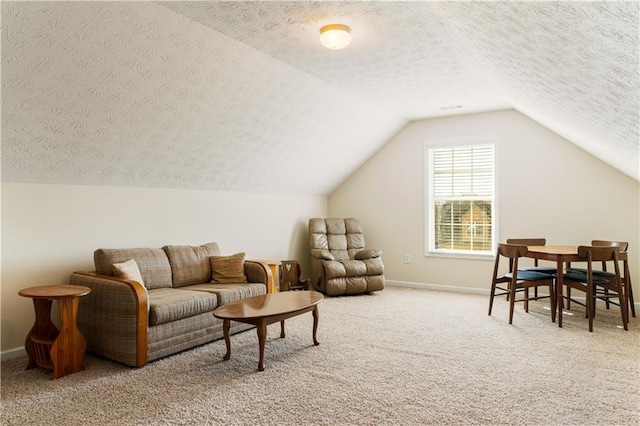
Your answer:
[319,24,352,50]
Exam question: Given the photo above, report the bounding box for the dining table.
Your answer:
[524,245,631,327]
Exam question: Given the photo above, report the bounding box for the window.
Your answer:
[426,141,495,257]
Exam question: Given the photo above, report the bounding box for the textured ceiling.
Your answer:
[2,1,638,196]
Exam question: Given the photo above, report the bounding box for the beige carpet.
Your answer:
[2,286,639,425]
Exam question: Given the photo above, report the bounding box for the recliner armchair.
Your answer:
[309,218,385,296]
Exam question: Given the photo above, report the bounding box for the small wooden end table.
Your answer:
[213,291,323,371]
[18,284,91,379]
[254,259,281,293]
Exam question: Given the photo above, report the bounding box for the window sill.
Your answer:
[425,251,495,261]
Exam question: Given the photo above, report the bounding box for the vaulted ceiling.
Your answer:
[3,1,638,195]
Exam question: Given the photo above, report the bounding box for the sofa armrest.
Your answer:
[70,271,149,367]
[311,249,335,261]
[354,249,382,260]
[244,260,270,288]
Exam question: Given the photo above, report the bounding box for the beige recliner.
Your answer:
[309,218,385,296]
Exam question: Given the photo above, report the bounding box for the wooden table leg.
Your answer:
[280,320,285,338]
[257,320,267,371]
[222,319,231,361]
[25,299,57,370]
[312,305,320,346]
[51,296,86,379]
[557,259,564,327]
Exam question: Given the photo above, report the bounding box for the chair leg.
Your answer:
[625,274,636,318]
[587,284,594,332]
[566,287,572,310]
[509,285,516,324]
[488,281,497,316]
[629,283,636,318]
[549,283,556,323]
[524,288,529,312]
[616,281,629,331]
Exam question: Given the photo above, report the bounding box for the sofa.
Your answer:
[69,242,270,367]
[309,218,385,296]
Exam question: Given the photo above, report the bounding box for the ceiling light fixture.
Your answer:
[319,24,352,50]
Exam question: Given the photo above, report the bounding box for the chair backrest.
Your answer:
[279,260,302,292]
[309,218,365,260]
[576,245,622,283]
[493,243,528,280]
[591,240,628,251]
[506,238,546,246]
[498,243,529,259]
[504,239,543,270]
[577,245,620,262]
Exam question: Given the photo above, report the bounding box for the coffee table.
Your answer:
[213,290,323,371]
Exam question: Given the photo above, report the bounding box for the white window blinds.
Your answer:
[428,144,495,254]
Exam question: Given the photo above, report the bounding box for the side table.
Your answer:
[254,259,281,293]
[18,284,91,379]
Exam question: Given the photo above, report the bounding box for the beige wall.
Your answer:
[329,109,640,294]
[3,110,638,356]
[1,183,326,355]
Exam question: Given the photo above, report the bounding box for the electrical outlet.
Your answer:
[404,254,411,264]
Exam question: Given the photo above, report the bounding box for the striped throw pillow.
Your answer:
[210,252,248,284]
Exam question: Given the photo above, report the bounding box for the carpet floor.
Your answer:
[2,286,639,425]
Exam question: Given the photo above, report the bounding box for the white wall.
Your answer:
[1,183,326,355]
[329,109,640,294]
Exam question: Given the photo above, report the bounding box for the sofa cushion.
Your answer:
[163,243,220,287]
[183,283,266,306]
[112,259,145,287]
[210,252,248,284]
[147,288,218,326]
[95,248,172,289]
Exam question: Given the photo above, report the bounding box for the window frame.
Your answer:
[424,136,497,260]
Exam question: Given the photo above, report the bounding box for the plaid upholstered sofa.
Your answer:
[69,243,270,367]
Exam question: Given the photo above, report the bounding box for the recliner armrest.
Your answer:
[354,249,382,260]
[311,249,335,261]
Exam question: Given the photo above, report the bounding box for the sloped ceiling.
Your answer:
[2,1,638,196]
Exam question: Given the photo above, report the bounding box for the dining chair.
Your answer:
[505,238,557,275]
[562,245,628,332]
[566,240,634,318]
[489,243,556,324]
[506,238,557,300]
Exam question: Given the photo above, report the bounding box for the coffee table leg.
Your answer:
[222,319,231,361]
[280,320,285,338]
[312,305,320,346]
[257,320,267,371]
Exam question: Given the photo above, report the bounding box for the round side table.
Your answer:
[18,285,91,379]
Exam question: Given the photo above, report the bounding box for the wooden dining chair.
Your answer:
[489,243,556,324]
[566,240,634,318]
[505,238,557,275]
[562,245,628,332]
[506,238,557,300]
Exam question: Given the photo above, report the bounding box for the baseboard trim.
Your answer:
[386,280,489,295]
[1,347,26,361]
[386,280,640,311]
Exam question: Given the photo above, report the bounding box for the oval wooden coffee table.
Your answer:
[213,290,323,371]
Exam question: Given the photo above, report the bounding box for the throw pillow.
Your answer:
[113,259,146,287]
[210,252,248,284]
